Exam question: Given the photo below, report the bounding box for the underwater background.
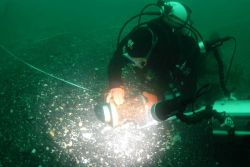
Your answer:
[0,0,249,166]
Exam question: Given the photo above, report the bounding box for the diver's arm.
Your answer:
[151,97,227,125]
[108,26,153,89]
[176,106,225,125]
[151,96,191,121]
[108,49,129,89]
[107,47,129,105]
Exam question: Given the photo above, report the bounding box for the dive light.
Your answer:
[94,95,153,127]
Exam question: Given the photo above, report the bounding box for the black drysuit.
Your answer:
[107,17,227,124]
[108,17,200,101]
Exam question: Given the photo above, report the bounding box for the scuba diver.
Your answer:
[97,0,235,128]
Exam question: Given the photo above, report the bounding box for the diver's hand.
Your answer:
[106,87,125,105]
[143,91,158,110]
[220,116,235,129]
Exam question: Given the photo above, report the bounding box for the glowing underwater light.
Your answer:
[41,85,172,166]
[47,103,170,166]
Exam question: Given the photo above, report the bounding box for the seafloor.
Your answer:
[0,29,249,167]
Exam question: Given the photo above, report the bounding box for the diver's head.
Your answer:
[158,1,191,28]
[123,26,157,69]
